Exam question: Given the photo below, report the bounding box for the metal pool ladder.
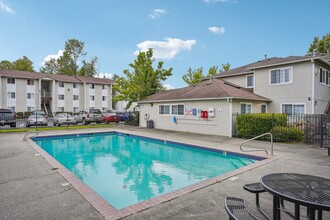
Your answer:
[239,132,273,156]
[23,130,39,141]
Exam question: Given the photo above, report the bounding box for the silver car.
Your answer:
[26,114,48,127]
[53,113,77,126]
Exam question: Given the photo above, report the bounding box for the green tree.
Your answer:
[0,60,12,69]
[40,39,97,76]
[0,56,34,71]
[182,67,204,85]
[207,66,219,77]
[220,62,231,73]
[113,48,173,108]
[308,33,330,54]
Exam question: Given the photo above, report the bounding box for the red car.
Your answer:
[102,113,120,123]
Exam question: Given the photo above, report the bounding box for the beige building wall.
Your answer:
[254,62,313,114]
[314,61,330,114]
[94,84,102,109]
[14,79,27,112]
[139,100,232,137]
[64,82,74,112]
[221,74,253,89]
[0,77,6,108]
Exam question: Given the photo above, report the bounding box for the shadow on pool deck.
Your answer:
[0,125,329,220]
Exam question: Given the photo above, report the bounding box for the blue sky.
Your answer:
[1,0,329,88]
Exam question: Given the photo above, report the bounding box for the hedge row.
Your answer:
[270,126,304,143]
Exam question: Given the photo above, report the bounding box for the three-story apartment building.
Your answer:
[0,70,114,115]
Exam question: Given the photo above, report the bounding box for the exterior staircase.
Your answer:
[326,101,330,115]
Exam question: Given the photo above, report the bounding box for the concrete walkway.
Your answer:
[0,126,329,220]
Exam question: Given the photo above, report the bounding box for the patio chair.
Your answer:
[224,197,260,220]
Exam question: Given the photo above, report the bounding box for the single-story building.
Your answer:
[139,78,270,137]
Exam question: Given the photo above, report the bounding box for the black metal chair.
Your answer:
[243,182,270,219]
[224,197,260,220]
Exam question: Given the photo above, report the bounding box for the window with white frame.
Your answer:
[159,105,170,115]
[89,84,95,89]
[261,104,267,113]
[27,107,35,112]
[102,96,107,101]
[27,93,34,99]
[270,67,293,84]
[58,94,64,100]
[320,67,330,85]
[58,107,64,112]
[73,95,79,100]
[59,81,64,87]
[246,75,254,88]
[27,79,34,85]
[7,78,15,84]
[73,83,78,88]
[281,104,305,116]
[73,107,79,113]
[240,103,252,114]
[7,92,15,99]
[102,85,106,90]
[171,104,184,115]
[8,106,15,111]
[90,95,95,101]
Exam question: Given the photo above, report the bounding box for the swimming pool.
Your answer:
[33,132,264,210]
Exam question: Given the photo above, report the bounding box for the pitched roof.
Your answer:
[210,53,330,79]
[0,69,114,84]
[139,78,271,103]
[75,75,114,85]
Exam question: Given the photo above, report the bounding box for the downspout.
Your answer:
[228,98,233,137]
[311,59,315,114]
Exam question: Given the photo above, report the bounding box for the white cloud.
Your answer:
[0,0,15,14]
[134,38,196,60]
[203,0,236,3]
[163,84,175,90]
[97,73,113,79]
[208,26,225,35]
[41,50,64,65]
[150,8,166,19]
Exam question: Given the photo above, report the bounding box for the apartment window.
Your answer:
[73,107,79,113]
[102,85,106,90]
[27,107,35,112]
[59,82,64,87]
[73,95,79,100]
[270,67,293,84]
[27,93,34,99]
[320,68,330,85]
[58,107,64,112]
[90,95,95,101]
[261,104,267,113]
[73,83,78,88]
[8,106,15,112]
[27,79,34,85]
[240,103,252,114]
[7,78,15,84]
[282,104,305,116]
[58,94,64,100]
[102,96,107,101]
[159,105,170,115]
[171,104,184,115]
[7,92,15,99]
[246,75,254,88]
[89,84,95,89]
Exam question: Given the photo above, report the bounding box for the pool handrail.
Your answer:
[239,132,273,156]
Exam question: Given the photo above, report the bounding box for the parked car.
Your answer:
[0,108,16,127]
[26,114,48,127]
[31,110,48,118]
[74,108,102,125]
[53,112,77,126]
[102,113,120,123]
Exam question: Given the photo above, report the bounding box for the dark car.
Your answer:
[0,108,16,127]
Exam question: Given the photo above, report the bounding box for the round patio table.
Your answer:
[261,173,330,220]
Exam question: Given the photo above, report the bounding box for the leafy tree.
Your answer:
[220,62,231,72]
[308,33,330,54]
[40,39,97,76]
[0,56,34,71]
[207,66,219,77]
[0,60,12,69]
[113,48,173,108]
[182,67,204,85]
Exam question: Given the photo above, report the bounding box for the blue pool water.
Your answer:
[33,132,262,209]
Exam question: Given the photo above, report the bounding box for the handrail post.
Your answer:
[240,132,274,156]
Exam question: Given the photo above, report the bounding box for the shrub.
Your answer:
[236,113,287,139]
[270,126,304,143]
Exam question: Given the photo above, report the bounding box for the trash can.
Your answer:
[146,120,154,128]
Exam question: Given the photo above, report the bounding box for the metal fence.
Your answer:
[232,113,330,147]
[0,111,137,131]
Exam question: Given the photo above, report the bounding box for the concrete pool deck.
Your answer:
[0,125,329,219]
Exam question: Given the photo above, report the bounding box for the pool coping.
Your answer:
[27,131,277,220]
